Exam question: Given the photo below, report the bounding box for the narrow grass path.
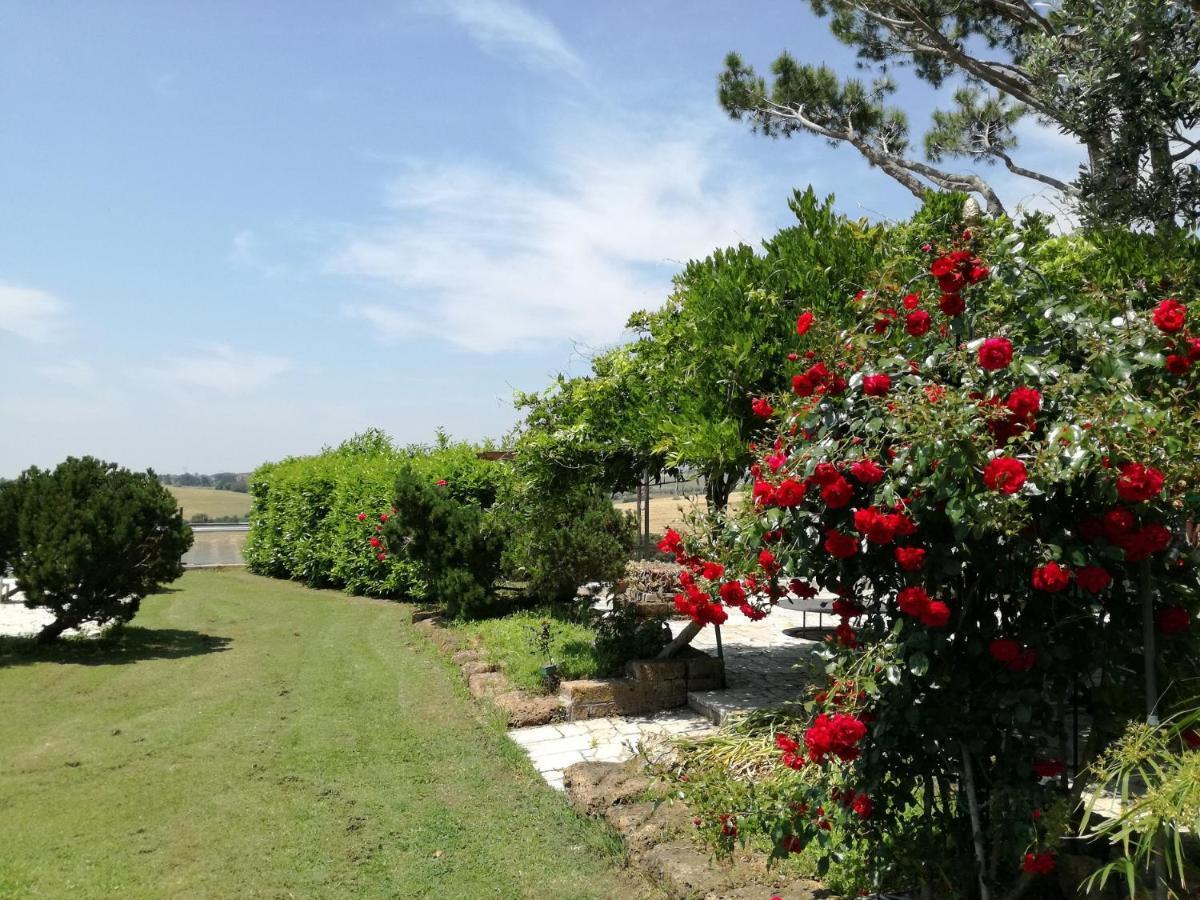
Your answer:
[0,570,645,899]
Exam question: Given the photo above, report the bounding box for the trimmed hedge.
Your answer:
[244,431,503,599]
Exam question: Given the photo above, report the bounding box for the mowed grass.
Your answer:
[167,485,252,520]
[0,570,645,899]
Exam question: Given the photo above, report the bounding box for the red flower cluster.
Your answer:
[1022,852,1056,875]
[1074,565,1112,594]
[930,250,989,316]
[751,396,774,419]
[849,458,884,484]
[896,586,950,627]
[1033,758,1065,778]
[796,310,815,335]
[894,546,925,571]
[906,309,931,336]
[1115,463,1165,503]
[803,712,868,764]
[853,506,903,544]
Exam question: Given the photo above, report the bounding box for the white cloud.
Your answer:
[429,0,584,77]
[0,282,68,342]
[146,344,291,395]
[230,229,291,278]
[331,120,779,352]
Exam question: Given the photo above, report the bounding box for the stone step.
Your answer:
[688,687,805,725]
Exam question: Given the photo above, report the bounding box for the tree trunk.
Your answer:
[36,618,71,643]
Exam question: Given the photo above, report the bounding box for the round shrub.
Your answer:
[4,457,193,642]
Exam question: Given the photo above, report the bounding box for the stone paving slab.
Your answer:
[510,709,715,791]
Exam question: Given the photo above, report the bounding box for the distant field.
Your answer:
[614,492,745,534]
[167,486,251,520]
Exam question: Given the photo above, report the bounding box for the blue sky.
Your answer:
[0,1,1081,475]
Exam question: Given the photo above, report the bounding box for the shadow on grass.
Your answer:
[0,626,232,668]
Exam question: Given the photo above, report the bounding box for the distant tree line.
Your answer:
[157,472,249,493]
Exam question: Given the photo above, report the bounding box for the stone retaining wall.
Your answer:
[560,652,724,721]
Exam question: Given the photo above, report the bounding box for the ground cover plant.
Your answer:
[659,201,1200,896]
[450,608,605,693]
[0,570,640,899]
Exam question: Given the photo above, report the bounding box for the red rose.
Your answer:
[356,512,367,521]
[1152,298,1187,333]
[850,458,885,484]
[1158,605,1191,635]
[853,506,898,544]
[902,292,921,310]
[752,480,775,507]
[1005,386,1041,420]
[1166,354,1192,375]
[773,478,806,508]
[792,374,814,396]
[758,549,779,574]
[824,529,859,558]
[1032,561,1071,592]
[796,310,815,335]
[894,546,926,571]
[751,396,774,418]
[1103,507,1135,538]
[897,586,931,617]
[369,536,382,548]
[863,373,891,396]
[939,292,965,316]
[379,513,389,523]
[701,561,725,581]
[851,793,873,819]
[978,337,1014,371]
[920,600,951,628]
[906,310,932,336]
[1074,565,1112,594]
[1116,463,1164,503]
[930,256,956,278]
[983,457,1027,494]
[719,581,746,607]
[989,639,1020,664]
[821,476,854,508]
[1022,853,1056,875]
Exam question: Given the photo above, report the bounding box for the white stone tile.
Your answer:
[507,724,563,746]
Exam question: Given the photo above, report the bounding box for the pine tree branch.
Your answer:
[760,96,1008,216]
[844,1,1052,116]
[992,148,1077,193]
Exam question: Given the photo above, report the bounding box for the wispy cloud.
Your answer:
[330,118,782,352]
[429,0,584,77]
[0,282,69,342]
[146,344,291,395]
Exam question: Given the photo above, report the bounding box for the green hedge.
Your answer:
[244,431,504,599]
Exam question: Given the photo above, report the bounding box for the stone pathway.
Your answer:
[685,601,833,723]
[510,709,715,791]
[509,600,837,790]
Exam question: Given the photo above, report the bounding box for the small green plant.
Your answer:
[528,618,559,689]
[2,456,193,642]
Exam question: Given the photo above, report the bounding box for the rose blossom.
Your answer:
[978,337,1014,371]
[1032,561,1071,592]
[983,457,1027,494]
[1152,298,1187,333]
[862,373,891,396]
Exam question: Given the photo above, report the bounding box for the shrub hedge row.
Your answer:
[243,431,503,599]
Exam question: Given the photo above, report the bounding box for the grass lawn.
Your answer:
[0,570,646,899]
[450,609,603,694]
[167,485,252,520]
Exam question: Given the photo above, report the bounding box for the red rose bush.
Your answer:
[662,224,1200,895]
